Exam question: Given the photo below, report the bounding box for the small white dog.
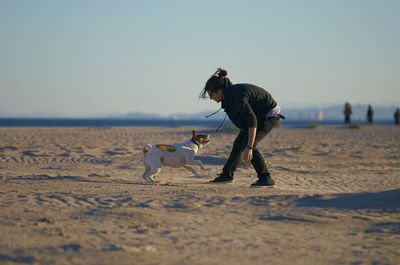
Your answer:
[142,130,210,184]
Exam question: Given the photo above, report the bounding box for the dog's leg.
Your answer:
[144,167,161,184]
[142,165,151,181]
[183,165,201,177]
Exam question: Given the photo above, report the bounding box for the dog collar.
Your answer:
[191,139,200,149]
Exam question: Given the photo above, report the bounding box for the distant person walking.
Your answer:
[394,108,400,125]
[367,105,374,124]
[344,102,352,124]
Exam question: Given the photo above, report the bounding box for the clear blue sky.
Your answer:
[1,0,399,117]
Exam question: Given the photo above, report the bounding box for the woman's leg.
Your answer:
[222,129,247,177]
[251,117,277,178]
[222,117,277,178]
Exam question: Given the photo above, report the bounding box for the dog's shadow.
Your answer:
[196,155,227,166]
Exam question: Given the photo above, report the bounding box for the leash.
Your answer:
[205,107,221,118]
[205,107,227,132]
[215,113,227,132]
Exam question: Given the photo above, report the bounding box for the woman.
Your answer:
[199,68,282,187]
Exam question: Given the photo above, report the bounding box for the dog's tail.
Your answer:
[143,144,152,154]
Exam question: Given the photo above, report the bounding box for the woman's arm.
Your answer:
[232,97,257,162]
[243,127,256,163]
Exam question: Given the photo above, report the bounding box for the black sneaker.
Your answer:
[209,174,234,184]
[250,177,276,188]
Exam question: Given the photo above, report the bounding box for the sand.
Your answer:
[0,125,399,265]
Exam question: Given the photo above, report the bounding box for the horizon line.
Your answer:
[0,103,399,119]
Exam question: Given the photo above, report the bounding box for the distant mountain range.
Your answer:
[1,104,398,121]
[116,104,398,121]
[113,111,225,120]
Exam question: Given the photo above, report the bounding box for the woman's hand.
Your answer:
[243,147,253,163]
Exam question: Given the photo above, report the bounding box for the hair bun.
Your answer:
[213,68,228,78]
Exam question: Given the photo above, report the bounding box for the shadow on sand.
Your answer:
[196,155,227,166]
[295,189,400,211]
[0,253,34,264]
[3,175,139,185]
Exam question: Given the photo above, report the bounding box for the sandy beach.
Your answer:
[0,125,399,265]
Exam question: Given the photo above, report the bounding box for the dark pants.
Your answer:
[222,117,278,179]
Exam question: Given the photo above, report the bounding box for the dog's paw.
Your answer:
[153,180,162,185]
[142,175,157,184]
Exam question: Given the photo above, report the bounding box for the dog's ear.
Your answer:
[192,130,196,138]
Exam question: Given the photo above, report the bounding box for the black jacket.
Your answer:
[221,83,277,129]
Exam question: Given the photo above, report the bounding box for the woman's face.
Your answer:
[207,89,224,103]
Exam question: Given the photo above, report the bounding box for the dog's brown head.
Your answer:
[191,130,210,147]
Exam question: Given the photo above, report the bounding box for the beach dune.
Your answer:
[0,125,399,265]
